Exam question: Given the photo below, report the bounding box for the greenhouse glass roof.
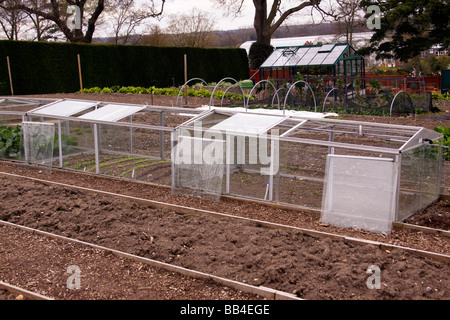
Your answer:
[260,43,350,68]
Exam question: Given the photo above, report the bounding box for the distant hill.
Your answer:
[94,21,371,48]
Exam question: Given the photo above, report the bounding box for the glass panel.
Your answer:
[322,56,340,65]
[260,49,284,68]
[209,113,285,135]
[308,52,329,65]
[398,143,442,221]
[275,48,298,67]
[78,104,146,122]
[321,155,398,234]
[318,44,335,52]
[223,131,279,201]
[277,140,327,208]
[22,121,55,172]
[297,47,320,66]
[421,143,441,205]
[55,120,96,171]
[284,47,309,66]
[331,45,347,56]
[172,133,225,201]
[30,100,98,117]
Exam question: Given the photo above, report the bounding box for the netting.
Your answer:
[224,131,279,201]
[172,132,225,201]
[321,154,398,234]
[398,143,442,221]
[22,121,55,170]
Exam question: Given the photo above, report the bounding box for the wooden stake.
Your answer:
[184,54,187,106]
[77,54,83,93]
[6,56,13,96]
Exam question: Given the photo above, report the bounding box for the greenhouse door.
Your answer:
[321,154,399,234]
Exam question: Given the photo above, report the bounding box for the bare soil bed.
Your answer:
[0,288,25,300]
[405,200,450,230]
[0,160,448,254]
[0,172,448,300]
[0,223,259,300]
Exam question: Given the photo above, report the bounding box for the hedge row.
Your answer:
[0,40,249,95]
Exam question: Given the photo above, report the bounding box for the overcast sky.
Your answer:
[159,0,319,31]
[159,0,254,30]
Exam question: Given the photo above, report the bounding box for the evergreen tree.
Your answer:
[360,0,450,61]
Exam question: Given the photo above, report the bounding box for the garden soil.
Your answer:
[0,171,448,300]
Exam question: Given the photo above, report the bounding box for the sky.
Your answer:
[159,0,255,31]
[158,0,319,31]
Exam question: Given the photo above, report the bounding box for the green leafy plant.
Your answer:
[0,125,22,159]
[432,93,450,100]
[336,76,346,103]
[368,79,384,107]
[74,158,96,169]
[110,85,121,92]
[101,87,113,93]
[82,87,102,93]
[434,125,450,160]
[53,134,78,156]
[355,75,363,104]
[294,73,307,102]
[119,160,170,177]
[314,77,324,101]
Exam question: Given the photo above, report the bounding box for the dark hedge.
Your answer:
[0,40,249,95]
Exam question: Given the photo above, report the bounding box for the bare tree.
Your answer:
[316,0,365,47]
[108,0,165,45]
[0,0,28,40]
[216,0,323,68]
[166,8,218,48]
[13,0,106,42]
[139,24,168,46]
[21,0,60,41]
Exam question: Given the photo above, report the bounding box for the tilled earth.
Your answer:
[0,171,448,300]
[0,222,259,300]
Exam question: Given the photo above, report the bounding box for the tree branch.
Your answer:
[270,0,321,34]
[84,0,104,42]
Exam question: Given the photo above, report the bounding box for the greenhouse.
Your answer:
[259,42,365,82]
[0,96,444,235]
